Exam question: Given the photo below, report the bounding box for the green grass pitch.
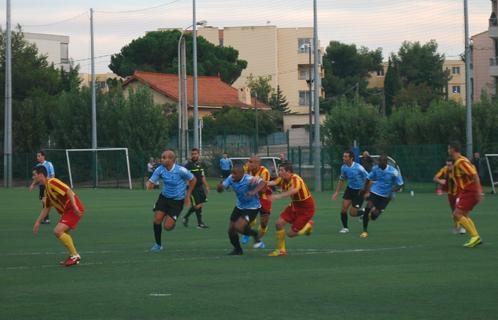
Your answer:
[1,187,497,320]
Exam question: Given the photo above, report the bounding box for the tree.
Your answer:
[246,74,273,104]
[383,56,402,116]
[109,30,247,85]
[268,85,290,113]
[322,41,383,101]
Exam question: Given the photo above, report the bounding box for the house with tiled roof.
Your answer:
[122,71,270,117]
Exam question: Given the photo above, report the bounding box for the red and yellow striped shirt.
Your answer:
[45,178,73,214]
[274,173,312,202]
[435,165,458,196]
[245,165,272,199]
[453,155,478,192]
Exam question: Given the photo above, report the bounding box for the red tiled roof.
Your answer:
[123,70,270,110]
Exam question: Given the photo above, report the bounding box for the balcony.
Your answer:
[489,17,498,38]
[489,57,498,76]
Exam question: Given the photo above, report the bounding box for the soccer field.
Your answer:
[1,187,497,320]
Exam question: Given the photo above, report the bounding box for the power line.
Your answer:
[95,0,183,14]
[20,11,88,28]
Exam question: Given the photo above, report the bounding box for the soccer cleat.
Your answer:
[339,228,350,234]
[241,235,250,244]
[457,227,467,235]
[228,249,243,255]
[150,244,164,253]
[59,256,71,265]
[182,217,188,228]
[268,249,287,257]
[463,236,482,248]
[63,255,81,267]
[360,231,369,238]
[41,218,50,224]
[253,240,266,249]
[196,223,209,229]
[305,223,313,236]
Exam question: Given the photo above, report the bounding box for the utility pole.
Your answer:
[3,0,12,187]
[254,93,259,154]
[312,0,321,191]
[192,0,199,149]
[177,35,188,163]
[307,43,313,164]
[90,8,98,187]
[464,0,473,157]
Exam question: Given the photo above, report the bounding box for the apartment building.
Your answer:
[24,32,70,71]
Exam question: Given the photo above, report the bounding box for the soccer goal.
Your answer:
[65,148,132,189]
[485,154,498,194]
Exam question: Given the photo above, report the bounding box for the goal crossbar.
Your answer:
[485,154,498,194]
[65,148,132,190]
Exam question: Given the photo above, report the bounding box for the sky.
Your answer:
[1,0,493,73]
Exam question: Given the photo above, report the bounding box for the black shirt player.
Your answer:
[183,148,210,229]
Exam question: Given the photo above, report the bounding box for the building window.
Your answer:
[452,86,461,94]
[60,43,69,64]
[298,65,311,80]
[452,66,460,75]
[299,90,311,106]
[376,69,385,76]
[298,38,312,53]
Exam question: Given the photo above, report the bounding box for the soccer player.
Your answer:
[448,142,483,248]
[433,158,465,234]
[31,166,84,267]
[240,156,272,248]
[183,148,210,229]
[332,150,368,234]
[217,165,266,255]
[360,155,404,238]
[147,150,196,252]
[29,150,55,224]
[219,152,233,179]
[266,162,314,257]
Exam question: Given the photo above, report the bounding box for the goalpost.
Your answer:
[485,154,498,194]
[65,148,132,190]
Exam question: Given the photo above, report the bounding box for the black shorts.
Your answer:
[221,170,231,179]
[38,185,46,200]
[153,194,184,220]
[190,187,207,206]
[367,193,390,211]
[343,186,364,208]
[230,207,260,223]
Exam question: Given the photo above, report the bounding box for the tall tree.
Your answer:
[383,56,402,116]
[322,41,383,101]
[268,85,290,113]
[246,74,273,104]
[109,30,247,85]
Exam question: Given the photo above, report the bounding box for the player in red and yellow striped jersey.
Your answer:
[266,162,314,256]
[448,142,483,248]
[32,166,85,266]
[241,156,273,247]
[433,158,466,234]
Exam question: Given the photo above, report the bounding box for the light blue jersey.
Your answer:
[149,164,194,200]
[222,174,262,210]
[36,160,55,178]
[340,162,368,190]
[368,165,404,198]
[220,158,233,171]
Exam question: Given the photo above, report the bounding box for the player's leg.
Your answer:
[269,206,295,256]
[39,185,50,224]
[241,217,256,245]
[349,191,365,217]
[182,193,196,227]
[54,222,80,266]
[339,199,352,233]
[227,219,243,255]
[253,211,270,249]
[453,208,481,247]
[360,199,374,238]
[151,210,166,252]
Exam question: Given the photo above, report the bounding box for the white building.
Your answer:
[24,32,70,71]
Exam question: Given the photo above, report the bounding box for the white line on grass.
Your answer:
[149,293,172,297]
[1,245,419,271]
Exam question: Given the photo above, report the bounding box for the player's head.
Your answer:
[32,165,48,183]
[378,154,388,169]
[36,150,46,163]
[343,150,354,164]
[362,150,370,157]
[160,150,176,167]
[247,155,261,171]
[279,153,285,161]
[448,141,461,159]
[278,161,294,179]
[231,165,245,182]
[191,148,200,161]
[223,152,228,158]
[473,152,480,159]
[446,157,454,170]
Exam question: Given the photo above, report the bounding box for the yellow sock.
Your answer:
[58,233,78,257]
[457,216,478,237]
[249,220,256,228]
[453,216,460,228]
[258,225,268,237]
[276,229,286,251]
[297,222,312,236]
[466,217,479,237]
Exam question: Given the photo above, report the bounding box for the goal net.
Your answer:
[485,154,498,194]
[65,148,132,189]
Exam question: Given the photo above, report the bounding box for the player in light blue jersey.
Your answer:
[29,150,56,224]
[219,152,233,178]
[332,150,368,234]
[147,150,196,252]
[360,155,404,238]
[217,165,267,255]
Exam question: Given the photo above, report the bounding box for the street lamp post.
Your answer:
[193,0,199,149]
[306,43,313,164]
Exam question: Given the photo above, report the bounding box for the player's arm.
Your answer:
[66,188,82,216]
[33,205,51,235]
[433,168,446,185]
[202,175,210,194]
[217,176,230,193]
[246,179,266,196]
[29,180,37,192]
[362,180,373,199]
[146,167,161,190]
[270,186,299,201]
[332,179,345,200]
